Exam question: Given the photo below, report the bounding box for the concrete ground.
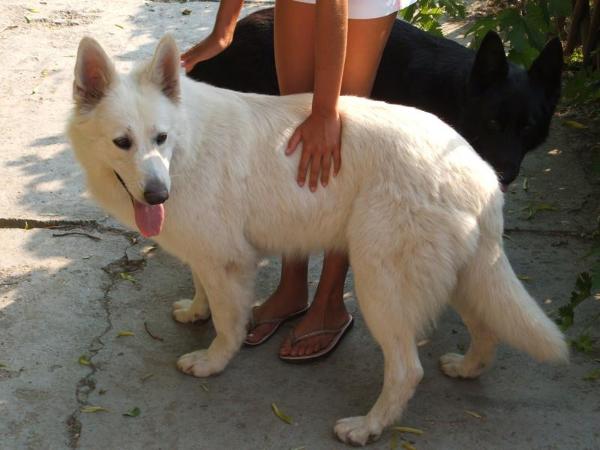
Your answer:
[1,1,599,449]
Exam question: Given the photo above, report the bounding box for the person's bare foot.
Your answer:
[279,291,350,358]
[245,283,308,345]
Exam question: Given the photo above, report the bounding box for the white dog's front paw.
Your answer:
[439,352,482,379]
[172,299,210,323]
[334,416,382,446]
[176,349,226,377]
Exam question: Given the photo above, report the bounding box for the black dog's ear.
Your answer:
[470,31,508,92]
[529,37,563,94]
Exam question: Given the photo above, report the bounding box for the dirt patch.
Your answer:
[23,9,99,29]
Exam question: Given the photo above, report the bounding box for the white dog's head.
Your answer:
[68,35,182,237]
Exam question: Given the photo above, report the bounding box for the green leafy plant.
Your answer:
[465,0,572,67]
[400,0,467,35]
[555,234,600,353]
[572,333,595,353]
[556,272,593,331]
[563,65,600,105]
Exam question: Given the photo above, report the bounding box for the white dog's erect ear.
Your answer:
[73,37,116,110]
[149,35,180,103]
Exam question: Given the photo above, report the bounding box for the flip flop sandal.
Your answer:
[244,305,310,347]
[279,314,354,362]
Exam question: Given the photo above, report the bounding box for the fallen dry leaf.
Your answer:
[563,120,587,129]
[271,403,292,424]
[140,373,154,382]
[119,272,136,283]
[390,432,399,449]
[392,426,424,436]
[81,405,108,413]
[117,331,134,337]
[123,407,141,417]
[465,410,483,419]
[522,203,557,220]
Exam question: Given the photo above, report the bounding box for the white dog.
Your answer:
[68,35,568,446]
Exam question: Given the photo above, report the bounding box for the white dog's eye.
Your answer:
[113,136,132,150]
[156,132,167,145]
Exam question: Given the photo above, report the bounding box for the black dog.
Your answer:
[188,8,563,188]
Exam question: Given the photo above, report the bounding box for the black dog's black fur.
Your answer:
[188,8,563,187]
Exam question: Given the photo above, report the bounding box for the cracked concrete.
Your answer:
[67,236,145,447]
[0,227,130,448]
[1,1,599,449]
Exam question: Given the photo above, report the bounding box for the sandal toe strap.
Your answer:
[290,323,349,346]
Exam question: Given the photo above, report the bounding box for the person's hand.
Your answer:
[286,109,342,192]
[180,33,232,73]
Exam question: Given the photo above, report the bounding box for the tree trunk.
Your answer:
[566,0,591,55]
[583,0,600,67]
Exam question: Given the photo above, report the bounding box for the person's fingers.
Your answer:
[308,151,322,192]
[321,149,332,187]
[332,142,342,176]
[297,146,312,187]
[286,128,302,156]
[180,52,195,73]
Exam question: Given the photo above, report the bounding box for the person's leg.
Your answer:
[279,10,398,358]
[244,0,316,345]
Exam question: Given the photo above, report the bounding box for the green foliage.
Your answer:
[400,0,466,36]
[556,272,593,331]
[557,231,600,353]
[571,333,595,353]
[583,368,600,381]
[563,48,600,106]
[589,244,600,293]
[563,66,600,105]
[465,0,572,67]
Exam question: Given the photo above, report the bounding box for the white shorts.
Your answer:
[293,0,417,19]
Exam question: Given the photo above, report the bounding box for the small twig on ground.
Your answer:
[52,232,101,241]
[144,321,164,342]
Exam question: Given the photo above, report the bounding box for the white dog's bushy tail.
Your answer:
[458,194,569,363]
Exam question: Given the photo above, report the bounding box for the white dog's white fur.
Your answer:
[68,36,568,446]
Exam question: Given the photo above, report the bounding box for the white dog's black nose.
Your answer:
[144,179,169,205]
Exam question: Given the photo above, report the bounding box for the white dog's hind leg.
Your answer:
[335,339,422,446]
[334,270,424,446]
[440,309,497,379]
[177,263,255,377]
[172,272,211,323]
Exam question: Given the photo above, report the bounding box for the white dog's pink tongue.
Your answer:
[133,200,164,237]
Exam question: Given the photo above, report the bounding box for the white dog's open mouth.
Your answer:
[114,171,165,238]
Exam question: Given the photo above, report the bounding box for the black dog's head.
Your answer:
[461,32,563,189]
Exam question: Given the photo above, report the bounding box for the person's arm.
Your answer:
[287,0,348,191]
[180,0,244,73]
